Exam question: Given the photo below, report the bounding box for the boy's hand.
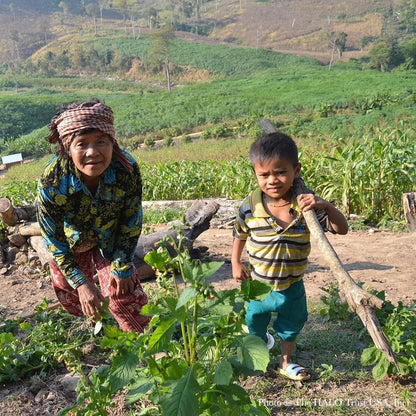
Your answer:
[232,261,250,283]
[297,193,349,235]
[297,193,327,212]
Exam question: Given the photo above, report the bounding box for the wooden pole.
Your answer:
[259,119,399,369]
[403,192,416,232]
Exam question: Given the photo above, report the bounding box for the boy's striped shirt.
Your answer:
[233,188,331,291]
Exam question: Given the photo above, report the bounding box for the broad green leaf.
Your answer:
[165,358,189,380]
[197,261,224,280]
[19,322,32,332]
[109,351,140,392]
[215,383,252,405]
[110,352,139,392]
[240,280,271,301]
[177,286,198,309]
[144,250,169,271]
[182,260,224,282]
[213,360,233,386]
[361,346,381,366]
[148,318,176,354]
[126,376,155,404]
[0,332,16,344]
[141,303,166,316]
[182,260,196,282]
[372,353,389,381]
[236,335,269,372]
[159,367,200,416]
[164,296,179,311]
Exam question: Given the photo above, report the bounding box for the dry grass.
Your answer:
[207,0,390,62]
[0,0,392,66]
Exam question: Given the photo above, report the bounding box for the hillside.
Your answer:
[0,0,394,66]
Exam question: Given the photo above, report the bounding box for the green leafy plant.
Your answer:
[318,284,416,381]
[62,233,272,415]
[361,302,416,381]
[0,300,95,383]
[319,282,354,321]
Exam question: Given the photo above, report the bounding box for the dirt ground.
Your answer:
[0,225,415,415]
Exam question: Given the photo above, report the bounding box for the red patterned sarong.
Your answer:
[49,250,150,332]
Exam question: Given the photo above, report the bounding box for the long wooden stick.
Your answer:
[259,119,399,369]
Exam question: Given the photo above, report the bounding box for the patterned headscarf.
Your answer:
[46,101,133,173]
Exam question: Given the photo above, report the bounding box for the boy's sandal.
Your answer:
[278,363,311,381]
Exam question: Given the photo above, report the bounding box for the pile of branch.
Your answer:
[0,197,42,276]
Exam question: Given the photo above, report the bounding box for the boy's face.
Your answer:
[253,158,301,200]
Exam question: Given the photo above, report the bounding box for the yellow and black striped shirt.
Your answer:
[233,188,330,291]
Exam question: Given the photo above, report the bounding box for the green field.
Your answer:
[1,36,416,227]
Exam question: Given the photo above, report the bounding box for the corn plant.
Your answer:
[302,126,416,224]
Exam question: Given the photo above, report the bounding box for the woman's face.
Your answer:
[69,130,113,189]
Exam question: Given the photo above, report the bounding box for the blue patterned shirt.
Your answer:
[36,152,142,289]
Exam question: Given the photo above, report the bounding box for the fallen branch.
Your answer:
[259,119,399,370]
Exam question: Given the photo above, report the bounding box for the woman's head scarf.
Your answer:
[45,100,133,172]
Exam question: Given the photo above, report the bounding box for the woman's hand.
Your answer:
[77,280,106,321]
[110,274,136,297]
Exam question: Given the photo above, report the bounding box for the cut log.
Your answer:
[136,199,220,278]
[29,236,52,266]
[259,118,399,370]
[0,197,15,226]
[0,197,37,226]
[13,222,42,236]
[403,192,416,232]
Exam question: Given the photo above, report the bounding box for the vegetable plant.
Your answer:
[61,233,272,415]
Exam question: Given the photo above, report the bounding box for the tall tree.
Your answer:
[97,0,109,25]
[59,1,69,17]
[112,0,142,37]
[144,7,158,30]
[150,25,175,91]
[9,29,20,62]
[327,31,347,69]
[86,2,100,35]
[39,18,50,44]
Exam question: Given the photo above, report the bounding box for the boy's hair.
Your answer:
[249,132,299,166]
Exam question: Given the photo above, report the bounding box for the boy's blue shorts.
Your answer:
[245,280,308,342]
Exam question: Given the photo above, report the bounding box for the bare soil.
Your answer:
[1,226,415,415]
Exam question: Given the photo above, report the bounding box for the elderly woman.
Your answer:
[36,99,150,332]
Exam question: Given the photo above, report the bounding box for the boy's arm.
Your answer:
[231,238,250,283]
[297,193,348,235]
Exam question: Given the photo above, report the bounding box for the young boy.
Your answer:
[231,132,348,381]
